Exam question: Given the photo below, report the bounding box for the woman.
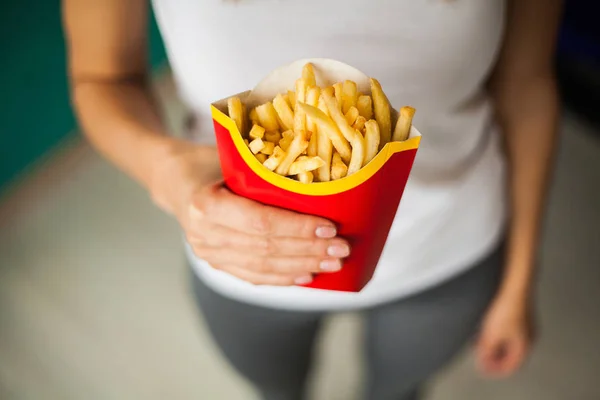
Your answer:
[63,0,562,399]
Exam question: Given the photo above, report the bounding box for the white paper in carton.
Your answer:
[246,58,371,107]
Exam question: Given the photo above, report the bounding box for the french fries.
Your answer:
[353,116,367,132]
[265,131,282,143]
[287,91,297,108]
[297,171,314,184]
[261,141,275,155]
[306,86,321,157]
[347,132,366,176]
[299,102,352,164]
[273,94,295,131]
[333,82,343,110]
[263,146,286,171]
[322,86,335,100]
[370,78,392,149]
[364,120,381,165]
[356,95,373,120]
[248,138,265,154]
[228,97,245,135]
[256,102,281,132]
[289,156,325,176]
[331,152,348,180]
[276,131,310,176]
[392,106,416,142]
[225,63,416,183]
[302,63,317,87]
[322,91,358,143]
[249,124,265,140]
[249,108,260,126]
[345,106,359,126]
[342,80,358,114]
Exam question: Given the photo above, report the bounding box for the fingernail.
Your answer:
[327,243,350,258]
[316,226,337,238]
[320,259,342,272]
[295,276,313,285]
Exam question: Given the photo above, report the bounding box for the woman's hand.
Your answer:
[150,139,350,286]
[476,293,535,378]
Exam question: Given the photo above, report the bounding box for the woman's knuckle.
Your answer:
[299,217,317,237]
[254,237,271,255]
[265,237,279,255]
[253,209,272,235]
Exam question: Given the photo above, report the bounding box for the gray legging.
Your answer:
[190,244,503,400]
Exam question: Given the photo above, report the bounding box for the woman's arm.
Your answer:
[62,0,347,286]
[476,0,563,377]
[64,0,173,187]
[63,0,221,214]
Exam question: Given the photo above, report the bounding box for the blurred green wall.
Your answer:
[0,1,167,191]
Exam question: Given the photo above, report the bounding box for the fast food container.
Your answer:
[211,59,421,292]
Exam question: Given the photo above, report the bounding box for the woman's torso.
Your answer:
[153,0,508,310]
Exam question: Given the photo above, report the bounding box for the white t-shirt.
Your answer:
[152,0,508,310]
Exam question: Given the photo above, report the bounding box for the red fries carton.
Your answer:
[211,59,421,292]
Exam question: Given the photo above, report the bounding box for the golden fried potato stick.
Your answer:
[275,131,310,176]
[249,108,260,126]
[293,78,308,133]
[347,132,366,176]
[392,106,416,142]
[263,146,286,171]
[273,94,295,131]
[322,86,335,100]
[260,141,275,155]
[287,90,297,109]
[295,78,308,104]
[364,119,381,165]
[306,86,321,158]
[314,95,333,182]
[353,116,367,132]
[344,106,359,126]
[331,152,348,180]
[282,93,292,108]
[289,156,325,176]
[264,131,282,143]
[248,138,265,154]
[255,102,281,132]
[317,94,330,116]
[279,135,293,151]
[356,95,373,120]
[342,80,358,114]
[249,124,265,140]
[298,102,352,164]
[321,91,358,143]
[228,97,246,136]
[255,153,268,163]
[282,130,294,139]
[302,63,317,87]
[370,78,392,148]
[297,171,314,184]
[242,103,248,134]
[333,82,343,110]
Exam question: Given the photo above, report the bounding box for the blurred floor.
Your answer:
[0,72,599,400]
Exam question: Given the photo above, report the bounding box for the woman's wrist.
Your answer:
[147,137,221,216]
